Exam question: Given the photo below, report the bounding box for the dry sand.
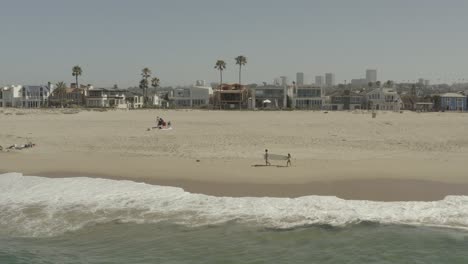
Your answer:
[1,108,468,201]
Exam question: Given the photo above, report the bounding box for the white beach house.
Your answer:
[367,88,402,111]
[86,88,127,108]
[291,85,323,110]
[1,84,54,108]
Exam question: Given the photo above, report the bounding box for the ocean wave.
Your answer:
[1,172,468,237]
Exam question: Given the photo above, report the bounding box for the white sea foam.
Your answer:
[1,172,468,237]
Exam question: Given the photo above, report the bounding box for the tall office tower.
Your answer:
[296,72,304,86]
[366,69,377,83]
[325,73,335,87]
[280,76,288,86]
[315,75,324,86]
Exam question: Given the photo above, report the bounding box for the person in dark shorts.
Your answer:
[264,149,271,166]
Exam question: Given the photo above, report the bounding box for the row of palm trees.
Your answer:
[139,68,160,107]
[214,55,247,88]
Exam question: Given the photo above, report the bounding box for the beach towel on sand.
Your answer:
[264,154,288,160]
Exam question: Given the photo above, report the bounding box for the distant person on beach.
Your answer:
[286,153,291,167]
[264,149,271,166]
[157,117,165,128]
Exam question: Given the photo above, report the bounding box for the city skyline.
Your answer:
[1,0,468,87]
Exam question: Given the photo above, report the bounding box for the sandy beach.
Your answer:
[1,108,468,201]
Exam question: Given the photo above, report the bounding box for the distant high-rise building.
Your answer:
[296,72,304,86]
[366,69,377,83]
[325,73,335,87]
[418,78,425,85]
[315,75,324,86]
[273,78,281,86]
[424,80,430,86]
[280,76,288,86]
[351,78,367,87]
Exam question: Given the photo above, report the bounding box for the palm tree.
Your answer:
[214,60,226,88]
[235,55,247,85]
[139,79,149,107]
[55,81,67,107]
[72,66,82,88]
[151,77,160,89]
[141,68,152,107]
[151,77,160,106]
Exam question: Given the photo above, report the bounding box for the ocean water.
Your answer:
[1,173,468,263]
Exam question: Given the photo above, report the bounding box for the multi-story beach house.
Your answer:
[440,93,467,111]
[328,90,365,110]
[291,85,323,110]
[169,86,210,108]
[49,88,86,107]
[125,91,144,109]
[1,84,54,108]
[1,85,22,107]
[250,84,288,109]
[367,88,402,111]
[213,84,249,109]
[85,88,127,108]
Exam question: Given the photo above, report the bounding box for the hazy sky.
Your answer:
[1,0,467,87]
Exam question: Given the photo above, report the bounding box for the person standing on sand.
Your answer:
[264,149,271,166]
[286,153,291,167]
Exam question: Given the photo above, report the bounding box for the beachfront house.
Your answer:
[0,85,22,107]
[169,86,210,108]
[367,88,402,111]
[291,85,323,110]
[328,90,365,110]
[440,93,467,111]
[250,84,287,109]
[49,88,86,107]
[213,84,249,109]
[125,92,144,109]
[1,84,54,108]
[86,88,127,108]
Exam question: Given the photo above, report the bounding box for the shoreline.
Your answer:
[2,152,468,201]
[3,169,468,201]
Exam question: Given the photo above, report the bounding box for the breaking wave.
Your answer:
[1,173,468,237]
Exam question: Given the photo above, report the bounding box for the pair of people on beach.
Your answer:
[264,149,291,167]
[156,116,171,129]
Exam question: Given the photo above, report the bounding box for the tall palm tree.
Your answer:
[151,77,160,106]
[151,77,160,89]
[141,68,152,107]
[235,55,247,85]
[72,66,82,88]
[214,60,226,88]
[55,81,67,107]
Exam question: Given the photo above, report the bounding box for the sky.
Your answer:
[1,0,468,87]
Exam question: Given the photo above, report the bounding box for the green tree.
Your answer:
[54,81,67,107]
[235,55,247,85]
[140,68,152,107]
[72,66,82,88]
[214,60,226,88]
[432,95,441,111]
[151,77,160,89]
